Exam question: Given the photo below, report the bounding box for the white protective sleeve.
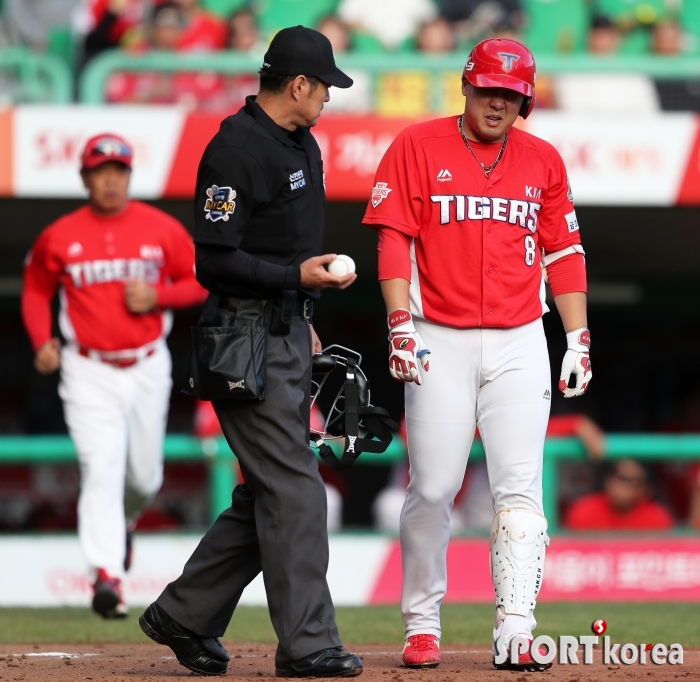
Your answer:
[490,509,550,617]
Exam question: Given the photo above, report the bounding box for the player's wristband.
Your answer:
[566,327,590,352]
[388,308,416,334]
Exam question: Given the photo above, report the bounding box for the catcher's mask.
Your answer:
[310,345,397,471]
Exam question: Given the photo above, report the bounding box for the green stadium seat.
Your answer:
[47,26,76,70]
[257,0,340,37]
[681,1,700,53]
[522,0,589,53]
[596,0,668,24]
[618,26,651,54]
[201,0,250,18]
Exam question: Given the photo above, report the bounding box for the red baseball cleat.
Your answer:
[402,634,441,668]
[92,569,128,619]
[493,640,552,672]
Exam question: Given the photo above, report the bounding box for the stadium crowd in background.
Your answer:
[1,1,699,112]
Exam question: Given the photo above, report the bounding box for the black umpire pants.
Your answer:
[156,316,341,662]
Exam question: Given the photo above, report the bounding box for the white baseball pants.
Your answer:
[59,342,172,580]
[400,318,551,638]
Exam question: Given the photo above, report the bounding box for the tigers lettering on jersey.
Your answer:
[66,259,162,288]
[430,195,542,232]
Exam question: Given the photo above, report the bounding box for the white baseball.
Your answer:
[328,254,356,276]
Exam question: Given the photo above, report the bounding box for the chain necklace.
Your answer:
[457,114,508,179]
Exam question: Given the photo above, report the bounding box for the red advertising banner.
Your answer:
[370,537,700,604]
[162,113,415,201]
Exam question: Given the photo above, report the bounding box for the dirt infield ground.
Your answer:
[0,643,696,681]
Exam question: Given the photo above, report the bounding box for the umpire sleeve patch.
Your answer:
[204,185,237,222]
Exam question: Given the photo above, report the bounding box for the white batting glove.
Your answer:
[388,309,431,385]
[559,327,591,398]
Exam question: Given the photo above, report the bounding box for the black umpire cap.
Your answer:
[262,25,353,89]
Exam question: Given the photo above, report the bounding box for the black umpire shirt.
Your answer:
[194,95,326,300]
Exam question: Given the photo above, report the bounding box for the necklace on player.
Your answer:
[458,114,508,179]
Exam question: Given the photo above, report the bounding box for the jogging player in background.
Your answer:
[21,134,207,618]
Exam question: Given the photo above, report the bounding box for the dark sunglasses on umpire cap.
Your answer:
[81,134,133,171]
[262,25,353,89]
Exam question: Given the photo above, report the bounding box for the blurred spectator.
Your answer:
[0,0,81,51]
[171,0,226,51]
[416,18,456,53]
[4,0,81,51]
[337,0,436,50]
[151,1,186,50]
[75,0,145,64]
[587,13,620,54]
[317,15,352,54]
[651,19,683,56]
[227,8,260,52]
[564,459,674,531]
[437,0,523,45]
[315,15,372,114]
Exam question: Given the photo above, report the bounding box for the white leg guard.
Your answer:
[490,509,549,647]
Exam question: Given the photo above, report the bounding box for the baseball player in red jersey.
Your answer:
[363,39,591,671]
[21,134,207,618]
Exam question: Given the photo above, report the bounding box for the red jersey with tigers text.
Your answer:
[23,201,200,352]
[362,117,582,329]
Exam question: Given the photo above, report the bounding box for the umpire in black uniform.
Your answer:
[139,27,361,677]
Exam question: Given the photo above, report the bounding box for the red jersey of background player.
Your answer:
[363,118,583,329]
[23,201,204,352]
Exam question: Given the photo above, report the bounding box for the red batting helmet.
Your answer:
[463,38,536,119]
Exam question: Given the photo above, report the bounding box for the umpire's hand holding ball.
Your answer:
[301,253,356,289]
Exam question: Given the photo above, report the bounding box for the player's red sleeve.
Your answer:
[537,150,582,254]
[362,128,423,237]
[156,220,208,309]
[546,253,587,297]
[21,232,61,352]
[154,274,207,309]
[377,227,411,281]
[21,290,54,353]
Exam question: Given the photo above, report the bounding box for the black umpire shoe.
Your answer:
[275,647,363,677]
[139,602,229,676]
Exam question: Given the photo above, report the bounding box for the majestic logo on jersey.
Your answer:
[565,209,579,233]
[437,169,452,182]
[430,194,542,232]
[204,185,236,222]
[66,259,162,288]
[525,185,542,199]
[289,169,306,191]
[346,435,357,454]
[567,178,574,204]
[497,52,520,72]
[67,242,83,257]
[228,379,245,390]
[371,182,392,208]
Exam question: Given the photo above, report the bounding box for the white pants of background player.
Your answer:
[59,342,172,581]
[401,318,550,646]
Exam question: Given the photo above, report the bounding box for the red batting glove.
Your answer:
[388,308,431,385]
[559,327,591,398]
